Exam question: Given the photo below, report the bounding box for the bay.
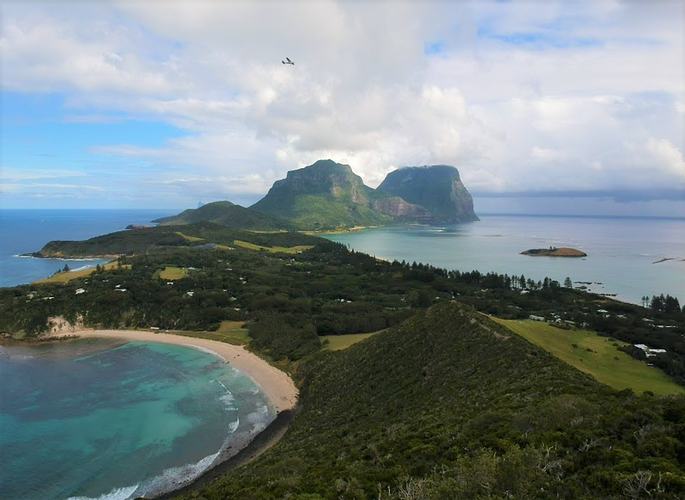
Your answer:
[0,339,274,500]
[325,215,685,305]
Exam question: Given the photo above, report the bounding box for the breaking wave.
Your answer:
[66,485,140,500]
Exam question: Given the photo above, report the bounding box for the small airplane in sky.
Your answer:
[282,57,294,65]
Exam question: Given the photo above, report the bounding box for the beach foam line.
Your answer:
[71,329,298,413]
[190,344,226,362]
[66,484,139,500]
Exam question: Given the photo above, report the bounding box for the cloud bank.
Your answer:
[1,0,684,212]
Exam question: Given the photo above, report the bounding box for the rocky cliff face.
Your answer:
[371,195,431,219]
[377,165,479,222]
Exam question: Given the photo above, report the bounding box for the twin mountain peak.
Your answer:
[155,159,479,231]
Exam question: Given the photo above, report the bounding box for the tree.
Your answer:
[651,295,665,313]
[62,264,70,273]
[664,295,681,314]
[564,277,573,289]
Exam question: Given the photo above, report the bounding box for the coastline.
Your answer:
[156,406,299,499]
[67,329,298,412]
[4,330,299,500]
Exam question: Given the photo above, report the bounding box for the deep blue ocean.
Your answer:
[0,209,177,288]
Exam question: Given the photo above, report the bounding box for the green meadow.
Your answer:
[155,266,189,280]
[170,321,251,346]
[493,318,684,395]
[34,262,129,284]
[233,240,313,254]
[320,332,379,350]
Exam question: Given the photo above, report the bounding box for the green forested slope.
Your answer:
[152,201,296,231]
[251,160,394,230]
[35,222,320,258]
[179,302,685,500]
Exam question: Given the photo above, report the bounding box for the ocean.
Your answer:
[0,339,274,500]
[326,215,685,305]
[0,209,177,288]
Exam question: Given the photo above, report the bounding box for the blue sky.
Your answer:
[1,0,684,215]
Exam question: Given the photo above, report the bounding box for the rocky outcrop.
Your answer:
[371,196,432,219]
[521,247,587,257]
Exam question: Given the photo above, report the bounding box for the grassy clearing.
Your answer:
[492,317,684,395]
[234,240,313,254]
[171,321,250,345]
[175,231,205,242]
[321,332,379,351]
[154,266,189,280]
[34,261,129,284]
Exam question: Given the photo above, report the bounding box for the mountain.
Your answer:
[377,165,479,222]
[251,159,397,230]
[179,301,685,499]
[152,201,295,231]
[251,160,479,230]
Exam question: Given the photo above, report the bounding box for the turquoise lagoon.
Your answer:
[0,339,274,500]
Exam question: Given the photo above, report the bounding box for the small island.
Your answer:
[521,246,587,257]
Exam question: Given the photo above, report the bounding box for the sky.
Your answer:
[1,0,684,216]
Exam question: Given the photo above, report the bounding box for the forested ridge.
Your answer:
[174,302,685,499]
[32,222,320,258]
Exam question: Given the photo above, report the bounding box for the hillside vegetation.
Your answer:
[34,222,321,258]
[33,261,123,284]
[177,302,685,500]
[251,160,395,230]
[153,201,296,231]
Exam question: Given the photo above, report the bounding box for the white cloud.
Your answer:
[675,100,685,115]
[645,138,685,179]
[1,0,684,207]
[531,147,565,163]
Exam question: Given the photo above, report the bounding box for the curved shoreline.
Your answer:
[156,406,299,499]
[72,329,298,412]
[16,329,299,500]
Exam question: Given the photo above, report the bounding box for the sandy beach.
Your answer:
[71,329,298,412]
